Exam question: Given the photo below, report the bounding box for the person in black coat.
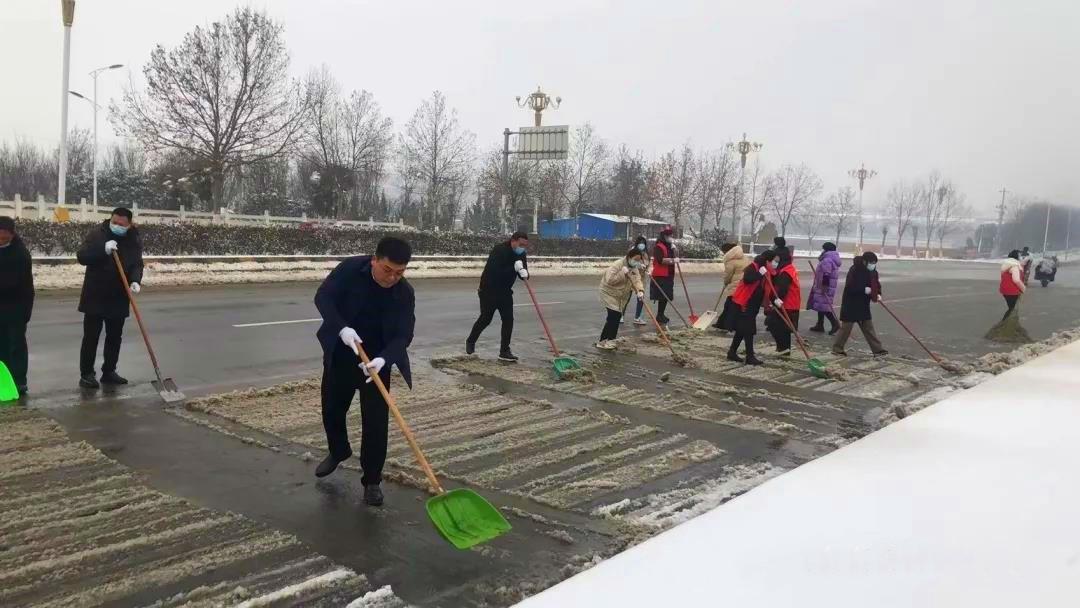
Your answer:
[77,208,143,389]
[726,249,777,366]
[832,252,887,356]
[313,237,416,507]
[466,231,529,362]
[0,216,33,396]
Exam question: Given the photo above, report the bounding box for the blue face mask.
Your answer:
[110,223,129,237]
[629,259,641,269]
[513,246,526,256]
[867,263,877,272]
[770,260,779,270]
[637,243,646,251]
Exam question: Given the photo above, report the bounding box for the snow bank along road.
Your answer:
[14,260,1080,606]
[518,334,1080,608]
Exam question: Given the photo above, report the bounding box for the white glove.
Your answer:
[636,291,644,300]
[105,240,118,254]
[518,268,529,279]
[864,287,872,295]
[774,298,784,308]
[360,357,386,383]
[875,295,883,302]
[514,260,524,272]
[759,266,768,276]
[338,327,361,355]
[672,257,681,265]
[129,282,141,294]
[621,266,631,276]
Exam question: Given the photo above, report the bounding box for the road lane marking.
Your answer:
[514,301,565,307]
[233,318,321,328]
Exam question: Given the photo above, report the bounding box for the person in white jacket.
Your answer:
[998,250,1026,321]
[597,249,647,350]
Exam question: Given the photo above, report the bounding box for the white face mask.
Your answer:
[867,263,877,272]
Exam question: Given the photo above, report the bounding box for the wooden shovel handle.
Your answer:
[639,298,675,353]
[356,344,445,495]
[763,271,814,361]
[112,250,166,385]
[877,299,944,364]
[523,278,562,357]
[675,262,697,317]
[647,274,690,327]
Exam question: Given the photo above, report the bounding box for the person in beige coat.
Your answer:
[714,243,751,330]
[597,248,647,350]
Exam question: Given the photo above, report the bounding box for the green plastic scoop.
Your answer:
[0,361,18,404]
[523,278,583,380]
[357,346,510,549]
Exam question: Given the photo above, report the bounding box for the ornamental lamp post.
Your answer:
[58,0,76,206]
[848,163,877,252]
[515,86,561,127]
[725,133,763,244]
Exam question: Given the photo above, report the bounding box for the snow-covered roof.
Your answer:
[581,213,668,225]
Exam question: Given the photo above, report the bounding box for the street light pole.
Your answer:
[993,187,1008,256]
[848,163,877,253]
[515,86,561,127]
[726,133,762,245]
[88,64,124,208]
[58,0,76,206]
[1042,203,1052,254]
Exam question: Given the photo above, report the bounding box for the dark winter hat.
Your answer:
[862,251,879,264]
[659,225,674,236]
[822,242,836,252]
[773,236,787,250]
[1007,250,1020,260]
[0,216,14,233]
[777,246,793,262]
[756,249,777,265]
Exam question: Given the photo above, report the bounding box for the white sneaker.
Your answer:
[619,317,625,324]
[633,317,647,325]
[595,340,617,351]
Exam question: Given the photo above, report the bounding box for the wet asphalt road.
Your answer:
[16,260,1080,606]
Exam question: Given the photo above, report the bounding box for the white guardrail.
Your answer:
[0,196,407,229]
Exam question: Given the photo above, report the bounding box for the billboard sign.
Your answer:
[515,125,569,160]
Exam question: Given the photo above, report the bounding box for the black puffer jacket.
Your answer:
[0,234,34,323]
[478,241,528,295]
[77,221,144,319]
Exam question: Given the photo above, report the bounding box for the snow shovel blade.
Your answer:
[552,356,582,379]
[0,361,18,403]
[692,310,717,330]
[151,378,186,404]
[807,358,829,379]
[426,488,511,550]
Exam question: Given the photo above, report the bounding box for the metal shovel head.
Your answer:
[552,356,582,379]
[426,488,512,550]
[807,358,830,379]
[152,378,187,404]
[0,361,18,403]
[692,310,718,330]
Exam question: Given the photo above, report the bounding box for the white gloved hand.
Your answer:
[864,287,872,295]
[129,282,141,294]
[514,260,524,272]
[774,298,784,308]
[636,291,645,300]
[759,266,768,276]
[875,295,883,303]
[360,357,386,383]
[105,240,118,254]
[621,266,631,276]
[338,327,361,355]
[518,268,529,279]
[673,257,681,265]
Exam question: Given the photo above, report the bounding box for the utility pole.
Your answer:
[58,0,76,206]
[1042,203,1051,254]
[1066,207,1072,258]
[848,163,877,253]
[502,128,511,233]
[993,187,1008,256]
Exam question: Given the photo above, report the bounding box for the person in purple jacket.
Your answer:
[807,242,841,335]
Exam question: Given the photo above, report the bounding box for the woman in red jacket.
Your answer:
[999,250,1026,320]
[764,247,800,356]
[727,249,777,366]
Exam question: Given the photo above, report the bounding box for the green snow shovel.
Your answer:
[0,361,18,404]
[763,272,830,379]
[523,278,582,379]
[357,345,510,550]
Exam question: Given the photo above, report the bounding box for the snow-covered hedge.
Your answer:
[14,219,721,258]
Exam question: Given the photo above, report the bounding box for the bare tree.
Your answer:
[743,157,775,244]
[557,123,609,217]
[798,197,827,251]
[113,7,308,208]
[609,145,650,221]
[922,170,953,252]
[691,149,737,236]
[478,148,536,230]
[880,224,890,252]
[936,189,969,256]
[768,163,823,236]
[399,90,477,230]
[654,143,695,232]
[301,66,393,219]
[885,180,923,256]
[824,186,857,247]
[911,224,920,257]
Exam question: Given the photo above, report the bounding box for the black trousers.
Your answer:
[321,354,392,486]
[1002,295,1019,321]
[0,320,29,387]
[766,310,799,352]
[599,308,622,341]
[728,331,757,358]
[80,314,125,375]
[467,290,514,351]
[812,311,838,330]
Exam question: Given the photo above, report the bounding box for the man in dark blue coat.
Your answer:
[0,216,33,397]
[313,236,416,507]
[465,231,529,362]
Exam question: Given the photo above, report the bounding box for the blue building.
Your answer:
[540,213,669,240]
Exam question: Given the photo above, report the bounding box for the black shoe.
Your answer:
[363,484,384,506]
[873,350,890,358]
[498,351,519,363]
[828,326,840,336]
[315,454,344,478]
[745,356,765,366]
[465,341,475,355]
[657,316,671,325]
[100,371,128,385]
[726,351,744,363]
[16,385,28,397]
[809,325,825,333]
[79,374,100,389]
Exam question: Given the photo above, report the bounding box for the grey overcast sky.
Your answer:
[2,0,1077,214]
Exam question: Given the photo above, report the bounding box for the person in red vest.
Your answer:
[999,249,1026,320]
[650,226,678,326]
[727,249,777,366]
[764,247,800,356]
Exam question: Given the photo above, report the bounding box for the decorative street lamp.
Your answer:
[726,133,763,243]
[516,86,561,127]
[86,64,124,207]
[58,0,76,206]
[848,163,877,251]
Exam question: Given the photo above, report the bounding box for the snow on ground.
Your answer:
[31,258,721,290]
